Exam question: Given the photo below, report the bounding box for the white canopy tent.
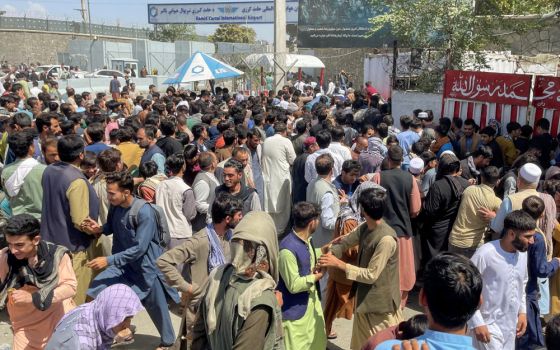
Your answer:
[245,53,325,72]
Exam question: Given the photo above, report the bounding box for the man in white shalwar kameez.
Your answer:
[468,210,536,350]
[262,121,297,236]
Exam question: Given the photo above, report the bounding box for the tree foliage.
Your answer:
[369,0,560,70]
[208,24,257,44]
[475,0,560,16]
[149,24,197,42]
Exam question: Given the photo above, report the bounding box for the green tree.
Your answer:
[369,0,559,91]
[208,24,256,43]
[475,0,559,16]
[149,24,197,42]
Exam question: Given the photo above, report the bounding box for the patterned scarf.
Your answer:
[0,241,68,311]
[60,284,144,350]
[206,223,230,273]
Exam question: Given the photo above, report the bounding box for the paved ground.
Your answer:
[0,289,423,349]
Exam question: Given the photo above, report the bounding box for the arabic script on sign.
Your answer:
[444,71,531,106]
[532,76,560,109]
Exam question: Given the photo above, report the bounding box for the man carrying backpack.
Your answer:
[82,171,179,350]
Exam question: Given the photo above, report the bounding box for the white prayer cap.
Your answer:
[519,163,542,184]
[417,112,429,119]
[409,157,425,175]
[177,100,189,108]
[440,150,455,158]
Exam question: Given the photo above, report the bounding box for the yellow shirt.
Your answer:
[449,184,502,249]
[496,136,519,167]
[116,141,144,170]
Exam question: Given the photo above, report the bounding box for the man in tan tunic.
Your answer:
[319,186,402,350]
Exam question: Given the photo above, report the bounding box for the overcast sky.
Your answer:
[1,0,275,41]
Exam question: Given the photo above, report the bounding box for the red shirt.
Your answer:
[366,85,379,97]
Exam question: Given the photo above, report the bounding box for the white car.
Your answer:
[35,65,85,79]
[85,69,125,78]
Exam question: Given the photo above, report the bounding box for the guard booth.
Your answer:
[111,58,139,73]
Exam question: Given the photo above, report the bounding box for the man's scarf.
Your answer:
[0,241,69,311]
[206,223,230,273]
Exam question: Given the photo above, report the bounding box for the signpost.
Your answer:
[274,0,286,89]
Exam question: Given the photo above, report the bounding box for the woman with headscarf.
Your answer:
[46,284,144,350]
[191,211,283,350]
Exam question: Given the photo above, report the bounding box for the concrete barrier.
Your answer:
[54,76,173,96]
[392,90,443,119]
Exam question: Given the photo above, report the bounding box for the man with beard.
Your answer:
[468,210,535,350]
[215,159,261,215]
[36,112,62,143]
[157,193,244,349]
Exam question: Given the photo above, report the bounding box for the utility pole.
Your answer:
[87,0,94,73]
[274,0,286,90]
[80,0,88,22]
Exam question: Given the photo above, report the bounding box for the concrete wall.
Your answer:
[0,31,72,64]
[175,41,216,67]
[67,39,136,71]
[391,90,443,119]
[502,18,560,56]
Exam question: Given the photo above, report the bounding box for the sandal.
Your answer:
[155,345,174,350]
[111,334,134,348]
[328,331,338,339]
[111,326,136,348]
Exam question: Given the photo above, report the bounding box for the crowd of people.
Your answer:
[0,68,560,350]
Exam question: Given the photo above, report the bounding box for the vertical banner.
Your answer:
[532,75,560,136]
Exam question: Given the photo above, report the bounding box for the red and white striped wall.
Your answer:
[443,98,530,133]
[534,107,560,137]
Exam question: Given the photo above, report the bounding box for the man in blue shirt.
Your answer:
[397,115,420,171]
[84,122,111,155]
[376,253,482,350]
[518,196,560,349]
[83,171,180,349]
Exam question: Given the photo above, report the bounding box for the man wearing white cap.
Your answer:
[490,163,541,235]
[418,111,435,141]
[408,157,424,189]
